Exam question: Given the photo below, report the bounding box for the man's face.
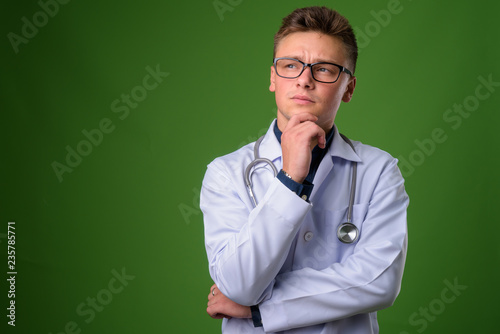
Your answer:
[270,31,356,132]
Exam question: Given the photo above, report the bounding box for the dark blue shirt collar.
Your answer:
[273,121,335,151]
[273,121,335,184]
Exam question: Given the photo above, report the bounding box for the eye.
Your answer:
[315,65,334,73]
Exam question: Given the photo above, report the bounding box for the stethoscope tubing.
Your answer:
[245,133,359,244]
[244,136,278,207]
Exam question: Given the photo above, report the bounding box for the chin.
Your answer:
[286,106,320,116]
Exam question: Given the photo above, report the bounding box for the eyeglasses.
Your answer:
[273,57,353,83]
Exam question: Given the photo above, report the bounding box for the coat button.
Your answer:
[304,231,314,241]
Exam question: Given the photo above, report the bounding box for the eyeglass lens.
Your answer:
[275,59,341,83]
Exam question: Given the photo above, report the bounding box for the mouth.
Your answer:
[291,94,315,105]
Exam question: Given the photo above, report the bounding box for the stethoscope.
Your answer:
[244,134,359,244]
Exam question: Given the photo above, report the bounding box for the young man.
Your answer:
[202,6,408,333]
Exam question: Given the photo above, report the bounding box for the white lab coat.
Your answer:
[201,120,409,333]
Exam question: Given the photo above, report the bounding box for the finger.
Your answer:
[286,120,326,149]
[208,284,217,299]
[286,113,318,130]
[212,313,226,319]
[207,306,226,319]
[303,122,326,149]
[208,292,215,301]
[207,307,220,319]
[212,314,225,319]
[317,131,326,149]
[207,296,220,307]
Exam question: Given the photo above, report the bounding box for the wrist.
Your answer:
[282,169,305,184]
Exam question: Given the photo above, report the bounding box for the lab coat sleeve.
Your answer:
[201,159,312,306]
[259,157,409,332]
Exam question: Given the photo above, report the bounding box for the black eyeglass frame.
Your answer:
[273,57,353,83]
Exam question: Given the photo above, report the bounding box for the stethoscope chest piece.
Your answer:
[337,222,359,244]
[247,132,361,244]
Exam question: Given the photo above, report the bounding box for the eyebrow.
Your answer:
[281,56,340,64]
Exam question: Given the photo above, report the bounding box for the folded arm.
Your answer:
[204,157,409,332]
[258,158,409,331]
[202,162,311,306]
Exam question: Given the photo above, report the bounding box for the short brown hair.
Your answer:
[274,6,358,74]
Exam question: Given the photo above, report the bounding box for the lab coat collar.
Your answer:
[259,119,362,164]
[258,119,283,162]
[312,125,361,201]
[329,125,362,163]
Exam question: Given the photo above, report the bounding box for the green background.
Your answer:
[1,0,499,333]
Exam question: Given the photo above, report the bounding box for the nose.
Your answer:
[296,65,315,88]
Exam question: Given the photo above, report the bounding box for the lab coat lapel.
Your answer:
[258,119,283,169]
[255,121,363,201]
[310,125,362,201]
[310,152,333,201]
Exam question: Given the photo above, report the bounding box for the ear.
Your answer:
[342,76,356,102]
[269,65,276,92]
